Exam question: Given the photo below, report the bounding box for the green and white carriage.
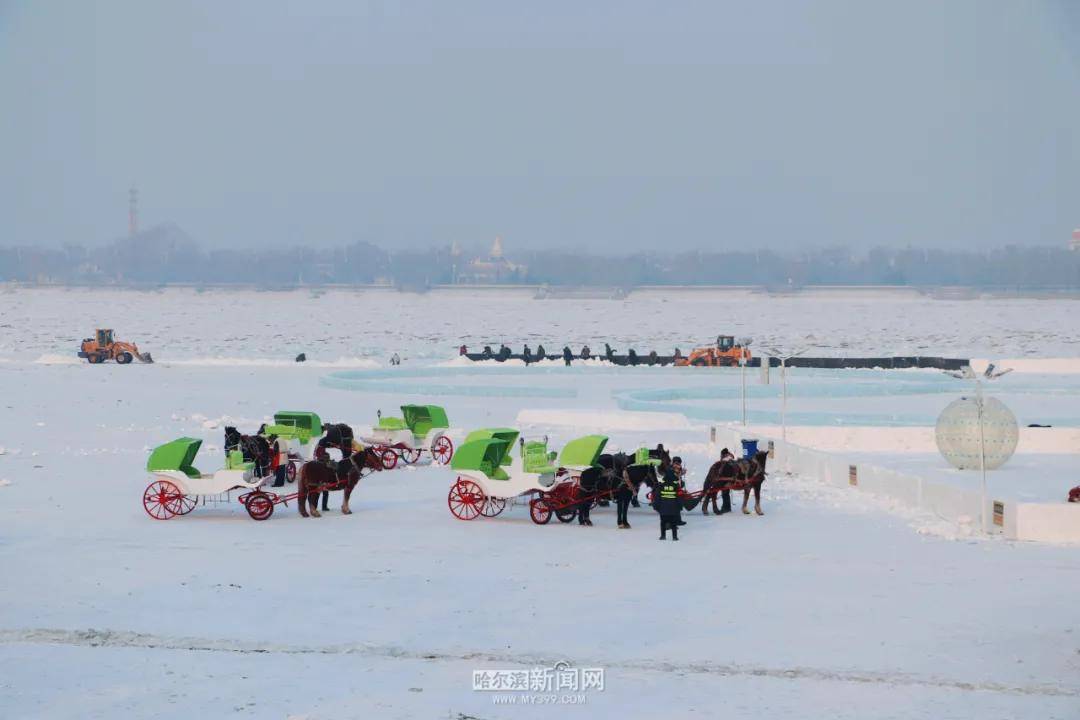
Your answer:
[262,410,324,481]
[142,437,273,520]
[446,430,608,523]
[361,404,454,469]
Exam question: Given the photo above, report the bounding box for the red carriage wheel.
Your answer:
[245,491,275,521]
[143,479,182,520]
[401,447,422,465]
[447,478,483,520]
[380,448,398,470]
[432,436,454,465]
[479,495,506,518]
[170,494,197,516]
[529,497,553,525]
[286,461,297,483]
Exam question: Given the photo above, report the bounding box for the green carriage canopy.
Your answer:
[463,428,519,466]
[401,404,449,436]
[147,437,203,478]
[558,435,609,467]
[267,411,323,443]
[450,438,511,480]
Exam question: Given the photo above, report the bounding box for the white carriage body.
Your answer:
[149,468,263,497]
[455,454,570,500]
[362,427,446,452]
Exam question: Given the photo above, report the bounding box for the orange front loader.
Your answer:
[78,329,154,364]
[674,335,750,367]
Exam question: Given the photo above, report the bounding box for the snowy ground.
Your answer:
[1,289,1079,719]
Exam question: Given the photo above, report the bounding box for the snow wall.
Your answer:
[708,425,1080,544]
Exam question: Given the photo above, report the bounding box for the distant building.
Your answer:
[458,236,526,284]
[1071,228,1080,251]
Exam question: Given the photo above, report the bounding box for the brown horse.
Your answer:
[700,451,769,516]
[297,448,383,518]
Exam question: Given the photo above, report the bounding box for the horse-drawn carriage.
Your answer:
[361,404,454,469]
[143,431,384,521]
[446,430,609,523]
[142,437,274,520]
[262,410,324,482]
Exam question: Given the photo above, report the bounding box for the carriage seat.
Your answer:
[523,441,559,477]
[634,447,662,467]
[225,450,255,472]
[377,416,407,431]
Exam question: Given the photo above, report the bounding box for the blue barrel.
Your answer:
[740,439,759,459]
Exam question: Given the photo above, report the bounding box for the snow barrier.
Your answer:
[465,354,970,369]
[707,425,1080,543]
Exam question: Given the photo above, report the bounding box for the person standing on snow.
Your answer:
[267,433,289,490]
[562,346,573,366]
[657,465,683,541]
[671,456,689,525]
[615,465,635,529]
[672,456,687,490]
[717,447,736,515]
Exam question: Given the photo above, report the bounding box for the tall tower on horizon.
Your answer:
[128,185,138,237]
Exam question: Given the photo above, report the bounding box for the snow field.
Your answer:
[1,289,1079,718]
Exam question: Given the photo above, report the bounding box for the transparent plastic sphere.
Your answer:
[935,395,1019,470]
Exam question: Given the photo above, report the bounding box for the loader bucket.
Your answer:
[138,352,154,363]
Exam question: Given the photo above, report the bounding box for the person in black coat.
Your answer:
[718,448,736,514]
[656,467,683,540]
[536,344,546,360]
[581,345,591,360]
[523,345,532,365]
[615,466,635,529]
[562,346,573,366]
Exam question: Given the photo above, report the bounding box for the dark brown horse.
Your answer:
[701,451,769,516]
[297,448,383,518]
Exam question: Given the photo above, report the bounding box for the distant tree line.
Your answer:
[2,223,1078,289]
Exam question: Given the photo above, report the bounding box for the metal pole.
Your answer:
[741,353,747,426]
[781,360,788,441]
[977,380,987,533]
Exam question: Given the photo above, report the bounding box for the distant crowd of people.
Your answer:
[459,343,683,367]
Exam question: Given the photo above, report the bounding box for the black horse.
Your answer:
[700,451,769,516]
[311,423,357,511]
[223,426,271,478]
[580,444,670,507]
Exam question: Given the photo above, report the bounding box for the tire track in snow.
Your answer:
[1,627,1076,699]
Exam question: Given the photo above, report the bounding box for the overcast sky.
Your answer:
[2,0,1078,253]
